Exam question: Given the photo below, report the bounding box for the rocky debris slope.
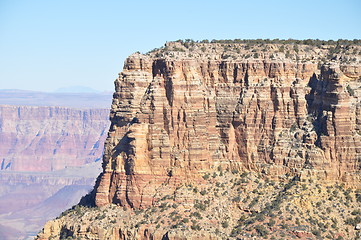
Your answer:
[37,170,361,240]
[37,40,361,239]
[0,105,110,171]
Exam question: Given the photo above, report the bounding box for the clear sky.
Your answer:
[1,0,360,92]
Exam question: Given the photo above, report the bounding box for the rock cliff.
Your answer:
[37,40,361,240]
[94,42,361,208]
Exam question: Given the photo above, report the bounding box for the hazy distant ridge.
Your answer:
[0,89,112,109]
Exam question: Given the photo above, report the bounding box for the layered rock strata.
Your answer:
[0,106,110,171]
[93,43,361,209]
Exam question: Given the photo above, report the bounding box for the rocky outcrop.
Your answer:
[37,41,361,240]
[0,105,110,171]
[93,43,361,209]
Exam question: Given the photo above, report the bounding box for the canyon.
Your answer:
[0,91,111,239]
[0,163,101,239]
[36,40,361,239]
[0,105,110,171]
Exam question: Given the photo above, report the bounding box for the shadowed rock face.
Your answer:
[93,51,361,208]
[0,105,110,171]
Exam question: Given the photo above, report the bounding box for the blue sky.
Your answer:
[0,0,360,92]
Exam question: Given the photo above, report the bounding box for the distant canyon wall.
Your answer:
[0,105,110,171]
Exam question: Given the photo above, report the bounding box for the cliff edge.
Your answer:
[94,40,361,208]
[37,40,361,240]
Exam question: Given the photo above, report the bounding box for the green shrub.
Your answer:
[351,209,361,215]
[347,85,355,96]
[255,225,269,237]
[345,216,361,226]
[356,193,361,202]
[268,219,275,227]
[221,221,229,228]
[202,173,210,180]
[194,202,206,211]
[191,224,201,230]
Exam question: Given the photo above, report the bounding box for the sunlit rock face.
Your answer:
[94,45,361,208]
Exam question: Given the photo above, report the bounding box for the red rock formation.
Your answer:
[0,106,110,171]
[93,51,361,208]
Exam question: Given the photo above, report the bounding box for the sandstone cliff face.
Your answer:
[36,41,361,240]
[0,105,110,171]
[94,45,361,209]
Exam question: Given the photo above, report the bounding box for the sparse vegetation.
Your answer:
[146,39,361,65]
[173,38,361,46]
[346,85,355,96]
[46,170,361,240]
